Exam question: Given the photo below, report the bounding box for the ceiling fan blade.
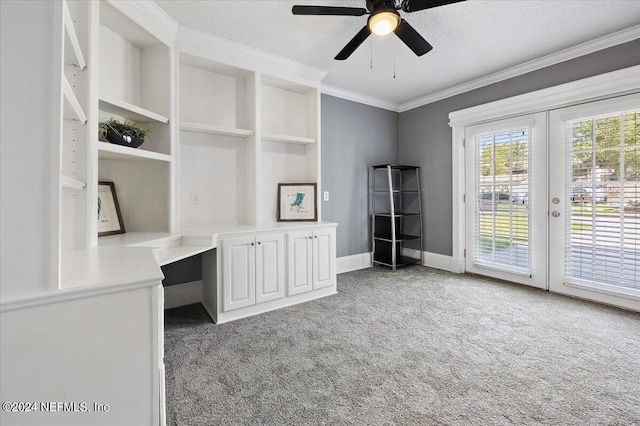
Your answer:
[335,25,371,60]
[401,0,465,13]
[292,5,367,16]
[394,19,433,56]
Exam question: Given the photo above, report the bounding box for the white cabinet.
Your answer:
[204,225,337,323]
[222,236,256,311]
[222,233,284,312]
[313,227,336,290]
[1,282,164,426]
[287,231,314,296]
[256,233,286,304]
[287,227,336,296]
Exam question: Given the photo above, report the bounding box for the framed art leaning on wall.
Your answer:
[277,183,317,222]
[98,181,125,237]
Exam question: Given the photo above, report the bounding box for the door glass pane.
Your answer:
[475,129,530,273]
[565,111,640,290]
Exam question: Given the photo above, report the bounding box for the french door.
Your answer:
[465,112,547,289]
[549,94,640,310]
[465,95,640,310]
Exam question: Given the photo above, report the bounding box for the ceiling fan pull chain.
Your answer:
[370,38,373,69]
[393,38,396,79]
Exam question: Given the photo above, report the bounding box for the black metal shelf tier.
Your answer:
[370,164,423,271]
[374,234,421,242]
[373,255,421,268]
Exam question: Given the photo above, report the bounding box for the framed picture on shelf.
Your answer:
[277,183,317,222]
[98,181,125,237]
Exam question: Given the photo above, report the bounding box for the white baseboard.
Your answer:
[401,248,455,272]
[163,280,202,310]
[337,252,373,274]
[423,251,454,272]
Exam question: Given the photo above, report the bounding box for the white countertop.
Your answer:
[1,221,337,313]
[1,247,164,313]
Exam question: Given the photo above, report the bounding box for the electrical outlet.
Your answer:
[323,191,329,201]
[190,191,201,205]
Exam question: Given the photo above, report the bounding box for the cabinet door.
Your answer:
[287,231,313,296]
[222,236,256,312]
[313,228,336,289]
[256,233,285,304]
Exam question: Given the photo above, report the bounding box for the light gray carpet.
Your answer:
[164,266,640,425]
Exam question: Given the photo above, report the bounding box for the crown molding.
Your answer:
[399,24,640,113]
[321,85,400,112]
[177,27,327,86]
[106,0,178,46]
[131,0,179,39]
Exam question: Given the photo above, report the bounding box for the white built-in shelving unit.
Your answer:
[95,0,175,248]
[176,43,322,229]
[259,74,319,224]
[12,3,332,422]
[177,52,257,228]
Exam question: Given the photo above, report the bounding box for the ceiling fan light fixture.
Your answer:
[368,10,400,36]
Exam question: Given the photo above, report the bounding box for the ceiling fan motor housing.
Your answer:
[366,0,399,13]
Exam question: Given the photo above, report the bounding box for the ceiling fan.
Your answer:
[292,0,465,60]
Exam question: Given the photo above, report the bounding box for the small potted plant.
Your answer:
[100,118,150,148]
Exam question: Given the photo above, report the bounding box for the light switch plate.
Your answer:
[323,191,329,201]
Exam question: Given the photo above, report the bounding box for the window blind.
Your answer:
[565,110,639,290]
[475,128,531,274]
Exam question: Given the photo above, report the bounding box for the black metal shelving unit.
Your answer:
[370,165,423,271]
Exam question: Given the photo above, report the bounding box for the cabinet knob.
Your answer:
[308,236,313,239]
[257,241,262,245]
[314,236,318,239]
[251,242,254,246]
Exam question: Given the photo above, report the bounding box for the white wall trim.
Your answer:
[321,85,400,112]
[401,248,455,272]
[399,25,640,113]
[337,252,373,274]
[449,65,640,277]
[422,251,454,272]
[163,280,202,310]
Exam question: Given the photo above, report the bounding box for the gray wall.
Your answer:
[321,95,399,258]
[399,38,640,256]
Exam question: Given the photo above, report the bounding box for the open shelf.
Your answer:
[98,141,172,162]
[373,255,421,268]
[373,213,420,217]
[63,77,87,123]
[61,174,86,190]
[374,190,419,193]
[374,234,421,242]
[262,132,316,145]
[99,94,169,124]
[180,122,253,138]
[63,1,86,70]
[261,76,317,146]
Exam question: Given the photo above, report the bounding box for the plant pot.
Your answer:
[105,128,145,148]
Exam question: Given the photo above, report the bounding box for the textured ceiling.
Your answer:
[156,0,640,105]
